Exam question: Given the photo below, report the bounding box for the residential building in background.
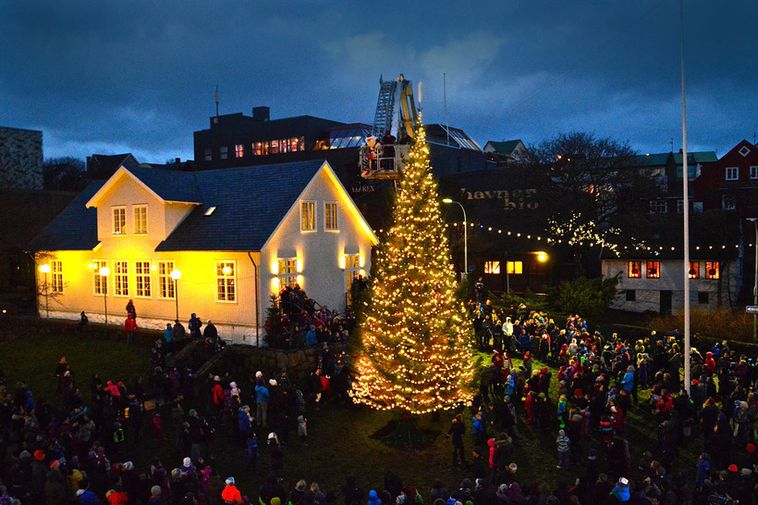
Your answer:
[0,126,43,190]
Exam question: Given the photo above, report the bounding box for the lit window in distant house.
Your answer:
[484,261,500,274]
[270,139,280,155]
[204,148,212,161]
[93,260,107,295]
[751,166,758,179]
[114,261,129,296]
[648,200,667,214]
[235,144,244,158]
[705,261,720,280]
[278,258,298,288]
[280,138,291,153]
[324,202,338,231]
[725,166,739,180]
[628,261,642,278]
[253,141,269,156]
[158,261,175,299]
[646,261,661,279]
[51,260,63,293]
[688,261,700,279]
[216,261,236,302]
[506,261,523,275]
[300,201,316,232]
[722,194,736,210]
[135,261,151,298]
[134,205,148,234]
[112,207,126,235]
[291,137,304,152]
[219,146,228,160]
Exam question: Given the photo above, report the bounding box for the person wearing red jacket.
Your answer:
[124,314,137,345]
[704,352,716,376]
[211,376,224,419]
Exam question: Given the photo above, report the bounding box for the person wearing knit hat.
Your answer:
[270,498,281,505]
[728,464,739,473]
[148,486,162,505]
[34,449,45,462]
[221,477,242,505]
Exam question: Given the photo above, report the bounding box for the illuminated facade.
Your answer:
[29,160,377,343]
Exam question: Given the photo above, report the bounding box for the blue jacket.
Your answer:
[255,384,270,404]
[620,370,635,393]
[163,328,173,343]
[78,490,101,505]
[367,490,381,505]
[610,485,630,502]
[238,410,251,433]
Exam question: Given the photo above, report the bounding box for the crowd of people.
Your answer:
[5,288,758,505]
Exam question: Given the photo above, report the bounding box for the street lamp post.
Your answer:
[748,218,758,341]
[442,198,468,279]
[39,264,51,318]
[99,266,110,329]
[171,269,182,322]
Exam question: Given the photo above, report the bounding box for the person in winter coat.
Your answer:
[297,415,308,445]
[220,477,242,505]
[556,429,571,469]
[447,414,466,467]
[237,406,252,444]
[609,477,630,502]
[471,412,486,448]
[367,489,381,505]
[124,314,137,345]
[188,314,202,339]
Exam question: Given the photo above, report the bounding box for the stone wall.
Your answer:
[0,126,43,191]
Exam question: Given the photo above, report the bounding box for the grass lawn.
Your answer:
[0,332,709,498]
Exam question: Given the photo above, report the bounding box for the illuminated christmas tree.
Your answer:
[350,120,475,415]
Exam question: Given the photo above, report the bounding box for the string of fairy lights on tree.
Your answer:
[349,118,475,415]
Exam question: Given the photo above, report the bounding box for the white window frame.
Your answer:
[216,260,237,303]
[51,260,63,293]
[112,206,127,235]
[324,201,339,231]
[750,166,758,180]
[722,194,736,210]
[278,257,299,288]
[484,261,500,274]
[725,166,739,181]
[114,260,129,297]
[93,259,108,295]
[157,261,175,300]
[135,260,152,298]
[648,200,668,214]
[300,200,316,232]
[344,254,361,303]
[133,205,148,234]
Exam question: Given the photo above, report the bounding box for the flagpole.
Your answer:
[680,0,691,394]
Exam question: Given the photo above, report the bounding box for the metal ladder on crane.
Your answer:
[372,76,396,137]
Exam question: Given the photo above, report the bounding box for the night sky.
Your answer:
[1,0,756,163]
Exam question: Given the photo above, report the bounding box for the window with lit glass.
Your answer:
[112,207,126,235]
[93,260,107,295]
[627,261,642,278]
[688,261,700,279]
[114,261,129,296]
[705,261,720,280]
[278,258,298,288]
[300,201,316,232]
[135,261,152,297]
[646,261,660,279]
[134,205,148,234]
[234,144,244,158]
[345,254,361,303]
[270,139,280,155]
[51,260,63,293]
[506,261,523,275]
[216,261,236,302]
[158,261,175,299]
[484,261,501,274]
[254,141,269,156]
[324,202,338,231]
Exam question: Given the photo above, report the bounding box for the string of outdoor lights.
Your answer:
[373,221,756,258]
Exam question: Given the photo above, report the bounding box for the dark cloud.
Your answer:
[0,0,756,161]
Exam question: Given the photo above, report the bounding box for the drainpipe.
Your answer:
[247,252,260,347]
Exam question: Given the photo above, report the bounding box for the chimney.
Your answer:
[252,106,270,122]
[175,157,181,164]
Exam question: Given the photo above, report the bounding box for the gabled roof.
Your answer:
[484,139,524,155]
[156,161,327,251]
[28,181,104,251]
[30,160,376,252]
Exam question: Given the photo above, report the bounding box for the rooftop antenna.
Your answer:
[443,73,450,146]
[214,85,220,117]
[669,138,674,152]
[753,131,756,145]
